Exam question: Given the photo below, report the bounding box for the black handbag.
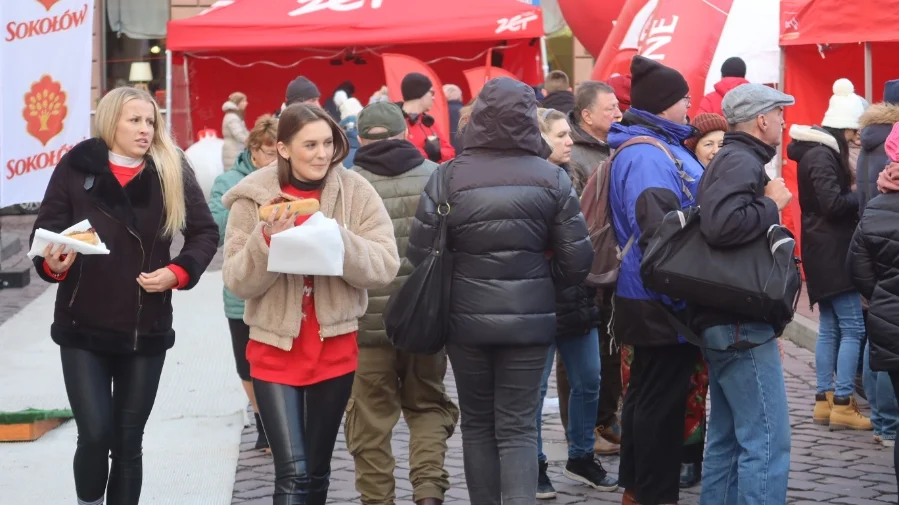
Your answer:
[383,161,455,354]
[640,206,802,330]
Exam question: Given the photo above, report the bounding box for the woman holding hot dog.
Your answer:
[29,86,219,505]
[222,103,399,505]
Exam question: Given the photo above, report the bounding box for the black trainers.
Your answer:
[537,460,557,499]
[563,455,619,492]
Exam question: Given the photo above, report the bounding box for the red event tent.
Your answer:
[165,0,544,146]
[779,0,899,262]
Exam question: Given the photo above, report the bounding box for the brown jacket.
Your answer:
[221,164,400,351]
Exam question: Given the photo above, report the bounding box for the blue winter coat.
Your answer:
[341,116,361,169]
[608,108,704,347]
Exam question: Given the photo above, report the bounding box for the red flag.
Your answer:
[463,66,521,100]
[382,53,449,143]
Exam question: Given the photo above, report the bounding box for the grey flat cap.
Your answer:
[722,83,795,124]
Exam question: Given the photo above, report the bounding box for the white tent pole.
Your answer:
[166,50,173,134]
[864,42,873,103]
[776,47,786,178]
[539,36,550,76]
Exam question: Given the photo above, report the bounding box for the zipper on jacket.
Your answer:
[96,206,145,351]
[68,261,84,307]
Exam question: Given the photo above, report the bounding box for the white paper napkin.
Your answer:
[27,219,111,259]
[267,212,344,276]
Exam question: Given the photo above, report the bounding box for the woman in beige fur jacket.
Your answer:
[222,104,399,504]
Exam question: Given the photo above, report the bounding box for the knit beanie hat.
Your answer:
[721,57,747,78]
[339,97,364,122]
[401,73,433,101]
[821,79,866,129]
[285,76,320,105]
[685,113,728,152]
[886,122,899,163]
[608,74,632,112]
[884,80,899,105]
[630,56,690,115]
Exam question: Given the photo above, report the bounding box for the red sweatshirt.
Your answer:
[246,183,358,387]
[42,160,189,288]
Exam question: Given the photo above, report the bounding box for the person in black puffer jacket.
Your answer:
[532,108,617,498]
[850,139,899,485]
[788,111,870,429]
[407,78,594,504]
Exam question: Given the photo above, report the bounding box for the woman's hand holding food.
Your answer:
[44,244,77,274]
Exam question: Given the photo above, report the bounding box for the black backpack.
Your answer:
[640,207,802,332]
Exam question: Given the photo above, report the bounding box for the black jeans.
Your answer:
[227,318,252,381]
[619,343,696,505]
[60,346,166,505]
[889,371,899,502]
[446,343,548,505]
[254,372,355,505]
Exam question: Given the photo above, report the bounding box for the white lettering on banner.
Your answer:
[0,0,94,208]
[496,12,539,34]
[289,0,383,17]
[639,15,679,61]
[199,1,234,15]
[4,4,89,42]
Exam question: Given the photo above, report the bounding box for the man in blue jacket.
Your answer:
[608,55,705,505]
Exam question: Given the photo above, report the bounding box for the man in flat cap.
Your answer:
[347,101,459,505]
[694,83,795,505]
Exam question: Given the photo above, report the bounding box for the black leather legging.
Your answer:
[60,346,166,505]
[254,372,354,505]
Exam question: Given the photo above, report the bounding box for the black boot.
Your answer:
[254,412,270,451]
[679,462,701,488]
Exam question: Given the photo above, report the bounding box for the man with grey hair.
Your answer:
[348,101,459,505]
[443,84,465,155]
[694,83,795,504]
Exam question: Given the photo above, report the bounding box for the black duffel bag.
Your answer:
[640,206,802,328]
[383,161,455,354]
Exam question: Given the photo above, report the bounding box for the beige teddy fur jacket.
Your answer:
[221,164,400,351]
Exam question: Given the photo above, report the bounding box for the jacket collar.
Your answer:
[788,124,840,153]
[567,111,610,150]
[722,132,777,163]
[615,108,698,146]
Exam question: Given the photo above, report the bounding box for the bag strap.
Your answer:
[431,160,455,252]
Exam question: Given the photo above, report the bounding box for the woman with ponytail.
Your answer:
[29,86,219,505]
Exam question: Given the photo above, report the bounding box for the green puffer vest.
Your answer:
[353,159,437,346]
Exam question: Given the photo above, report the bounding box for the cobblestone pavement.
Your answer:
[231,340,898,505]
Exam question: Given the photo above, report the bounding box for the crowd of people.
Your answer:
[26,50,899,505]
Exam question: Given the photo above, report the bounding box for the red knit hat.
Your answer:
[685,113,728,152]
[608,74,631,112]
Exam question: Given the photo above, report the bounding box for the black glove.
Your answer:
[424,136,442,162]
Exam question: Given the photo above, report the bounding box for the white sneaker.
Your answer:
[882,439,895,448]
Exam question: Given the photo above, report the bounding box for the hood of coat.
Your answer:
[462,78,548,157]
[231,149,257,177]
[713,77,750,98]
[353,139,425,177]
[222,101,241,114]
[787,124,840,162]
[567,111,610,150]
[860,103,899,152]
[608,108,698,149]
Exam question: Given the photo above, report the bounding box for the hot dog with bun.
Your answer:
[65,228,100,246]
[258,194,320,222]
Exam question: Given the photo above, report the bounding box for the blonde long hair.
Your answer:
[96,87,186,237]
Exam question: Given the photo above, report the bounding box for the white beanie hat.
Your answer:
[339,97,364,121]
[821,79,866,129]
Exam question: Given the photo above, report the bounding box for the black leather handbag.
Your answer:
[383,161,455,354]
[640,207,802,330]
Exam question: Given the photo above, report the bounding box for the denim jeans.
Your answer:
[864,341,899,440]
[537,328,601,461]
[446,344,548,505]
[700,324,791,505]
[816,292,866,397]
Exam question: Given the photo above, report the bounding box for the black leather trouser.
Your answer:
[254,372,355,505]
[60,346,166,505]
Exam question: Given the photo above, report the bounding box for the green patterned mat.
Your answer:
[0,409,73,425]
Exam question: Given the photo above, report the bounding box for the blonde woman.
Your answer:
[29,86,219,505]
[222,104,399,504]
[223,91,250,170]
[208,114,279,452]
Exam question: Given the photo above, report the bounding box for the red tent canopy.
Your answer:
[167,0,544,51]
[165,0,544,147]
[780,0,899,46]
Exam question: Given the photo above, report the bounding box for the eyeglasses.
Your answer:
[682,96,692,105]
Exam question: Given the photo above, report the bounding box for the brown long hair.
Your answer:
[276,104,350,187]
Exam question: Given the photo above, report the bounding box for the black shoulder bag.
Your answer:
[383,161,455,354]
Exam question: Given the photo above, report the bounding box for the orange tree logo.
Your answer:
[22,75,68,146]
[36,0,61,11]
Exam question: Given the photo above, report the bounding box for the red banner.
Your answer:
[463,66,520,100]
[382,53,450,143]
[557,0,626,57]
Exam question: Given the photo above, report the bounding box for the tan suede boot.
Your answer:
[813,391,834,425]
[594,427,621,455]
[830,396,873,431]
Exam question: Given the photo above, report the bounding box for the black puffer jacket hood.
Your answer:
[850,192,899,371]
[352,139,425,177]
[540,90,576,114]
[462,77,551,158]
[406,78,594,348]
